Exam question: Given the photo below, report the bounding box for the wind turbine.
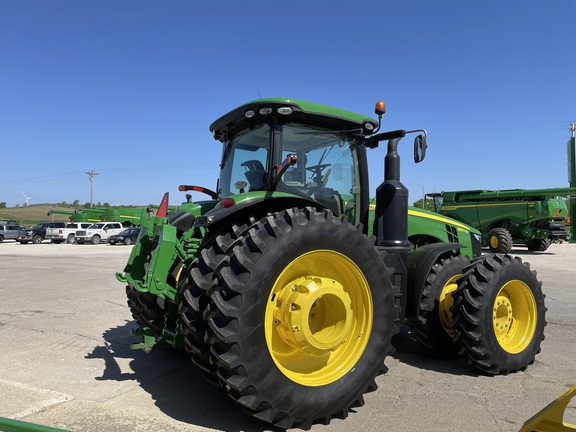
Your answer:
[21,191,33,206]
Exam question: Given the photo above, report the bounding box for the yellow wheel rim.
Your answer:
[175,264,185,284]
[265,250,373,386]
[492,280,537,354]
[490,235,499,249]
[438,274,461,337]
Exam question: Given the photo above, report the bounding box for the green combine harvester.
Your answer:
[117,98,546,429]
[428,188,575,253]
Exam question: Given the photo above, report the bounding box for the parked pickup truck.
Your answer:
[0,223,24,242]
[17,222,66,244]
[75,222,124,244]
[45,222,93,244]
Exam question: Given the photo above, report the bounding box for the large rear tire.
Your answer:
[179,221,253,385]
[450,254,546,374]
[410,254,470,357]
[205,208,398,429]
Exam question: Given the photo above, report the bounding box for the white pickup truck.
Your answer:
[75,222,124,244]
[45,222,94,244]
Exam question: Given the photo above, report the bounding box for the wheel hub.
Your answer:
[265,250,373,386]
[491,280,537,354]
[493,294,513,338]
[490,236,499,249]
[439,275,460,336]
[274,276,352,354]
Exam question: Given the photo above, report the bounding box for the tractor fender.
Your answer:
[405,242,465,319]
[194,193,324,231]
[167,211,196,233]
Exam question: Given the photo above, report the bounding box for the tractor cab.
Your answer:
[207,98,378,227]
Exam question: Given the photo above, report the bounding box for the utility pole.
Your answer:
[85,170,99,209]
[569,122,576,242]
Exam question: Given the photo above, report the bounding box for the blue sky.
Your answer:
[1,1,575,207]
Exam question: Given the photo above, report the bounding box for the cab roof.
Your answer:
[210,98,378,142]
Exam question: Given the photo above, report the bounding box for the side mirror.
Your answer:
[414,134,427,163]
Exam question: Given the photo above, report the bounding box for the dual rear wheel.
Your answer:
[180,208,399,429]
[412,253,546,374]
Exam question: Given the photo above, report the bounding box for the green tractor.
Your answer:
[117,98,546,429]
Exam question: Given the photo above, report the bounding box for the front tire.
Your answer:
[32,235,42,244]
[487,228,513,253]
[91,235,101,245]
[451,254,546,374]
[206,208,398,429]
[67,234,75,244]
[410,254,470,357]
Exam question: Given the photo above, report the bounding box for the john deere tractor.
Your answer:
[117,98,546,429]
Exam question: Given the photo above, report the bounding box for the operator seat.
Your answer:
[242,160,267,191]
[314,188,344,216]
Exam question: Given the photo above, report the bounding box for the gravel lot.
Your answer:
[1,241,575,432]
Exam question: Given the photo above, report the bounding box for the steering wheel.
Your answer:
[306,164,331,186]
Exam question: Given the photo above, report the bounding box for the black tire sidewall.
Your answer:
[471,259,545,371]
[414,254,469,356]
[214,210,395,415]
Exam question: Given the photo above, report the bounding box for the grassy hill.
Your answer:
[0,204,76,227]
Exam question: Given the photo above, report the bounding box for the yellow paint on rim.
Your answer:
[492,280,537,354]
[175,264,185,284]
[438,274,461,337]
[490,235,500,249]
[264,250,373,386]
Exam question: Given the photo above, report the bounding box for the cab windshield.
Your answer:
[217,122,361,223]
[218,123,270,197]
[280,123,360,221]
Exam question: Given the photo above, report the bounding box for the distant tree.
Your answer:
[96,201,102,207]
[412,198,436,212]
[103,202,110,207]
[73,199,80,206]
[83,202,92,208]
[0,202,6,208]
